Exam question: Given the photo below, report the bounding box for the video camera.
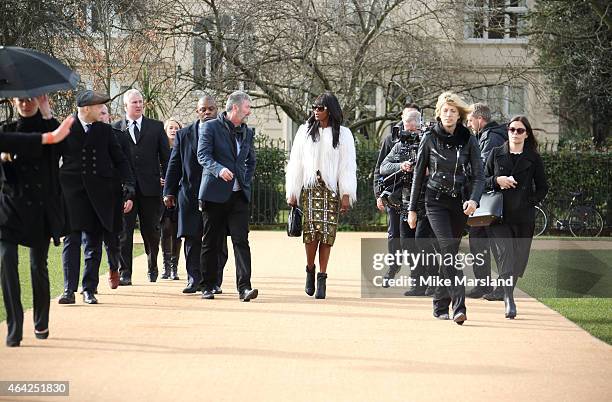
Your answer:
[378,126,423,216]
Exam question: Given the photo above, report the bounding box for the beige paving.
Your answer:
[0,231,610,402]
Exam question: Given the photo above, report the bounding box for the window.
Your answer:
[464,85,525,122]
[464,0,527,40]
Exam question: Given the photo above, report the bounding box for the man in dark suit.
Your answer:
[197,91,257,301]
[112,89,170,284]
[164,95,228,294]
[57,90,135,305]
[466,103,508,300]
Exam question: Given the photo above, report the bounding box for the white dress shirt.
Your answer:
[127,115,143,144]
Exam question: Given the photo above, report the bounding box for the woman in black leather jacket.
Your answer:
[485,115,548,319]
[407,92,484,325]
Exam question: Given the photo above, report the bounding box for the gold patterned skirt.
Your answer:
[300,175,340,246]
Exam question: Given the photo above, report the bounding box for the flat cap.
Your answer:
[76,90,110,107]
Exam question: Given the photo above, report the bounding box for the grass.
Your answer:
[505,249,612,345]
[0,243,144,323]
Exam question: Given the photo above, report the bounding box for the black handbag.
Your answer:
[467,191,503,227]
[287,206,303,237]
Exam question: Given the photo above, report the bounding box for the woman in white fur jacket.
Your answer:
[285,92,357,299]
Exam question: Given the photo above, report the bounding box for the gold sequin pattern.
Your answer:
[300,175,340,246]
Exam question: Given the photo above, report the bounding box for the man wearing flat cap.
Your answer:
[57,90,135,305]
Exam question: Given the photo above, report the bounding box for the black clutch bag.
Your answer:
[467,191,503,227]
[287,206,303,237]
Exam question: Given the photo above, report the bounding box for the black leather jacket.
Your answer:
[408,122,484,211]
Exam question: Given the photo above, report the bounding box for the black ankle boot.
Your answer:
[305,265,316,296]
[315,272,327,299]
[161,253,171,279]
[504,285,517,319]
[170,256,180,280]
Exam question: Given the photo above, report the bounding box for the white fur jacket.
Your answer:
[285,124,357,205]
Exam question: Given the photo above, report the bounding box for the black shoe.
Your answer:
[119,277,132,286]
[147,269,158,283]
[433,312,450,320]
[58,290,75,305]
[160,270,170,280]
[382,266,400,288]
[80,289,98,295]
[201,290,215,299]
[453,311,467,325]
[183,283,201,294]
[504,286,517,319]
[34,329,49,340]
[403,287,426,297]
[239,288,258,302]
[483,287,504,301]
[425,286,436,296]
[466,286,492,299]
[6,339,20,347]
[315,272,327,299]
[170,270,179,281]
[212,285,222,294]
[305,265,316,296]
[83,290,98,304]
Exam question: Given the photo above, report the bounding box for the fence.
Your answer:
[250,135,611,235]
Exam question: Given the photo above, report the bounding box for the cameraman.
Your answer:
[373,103,419,286]
[380,111,437,296]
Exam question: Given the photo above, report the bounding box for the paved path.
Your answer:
[0,232,610,401]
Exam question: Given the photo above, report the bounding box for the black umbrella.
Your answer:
[0,46,80,98]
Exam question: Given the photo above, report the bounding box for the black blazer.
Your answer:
[59,116,135,233]
[197,113,256,203]
[0,114,65,246]
[485,143,549,224]
[163,120,203,237]
[112,116,170,197]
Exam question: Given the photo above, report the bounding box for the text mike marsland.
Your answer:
[372,275,514,288]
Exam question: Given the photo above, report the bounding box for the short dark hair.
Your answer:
[404,102,420,112]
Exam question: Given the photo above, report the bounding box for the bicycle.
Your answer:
[534,191,604,237]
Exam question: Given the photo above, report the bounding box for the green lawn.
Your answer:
[510,249,612,345]
[0,244,144,322]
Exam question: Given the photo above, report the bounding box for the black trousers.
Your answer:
[184,236,227,287]
[0,240,50,344]
[161,207,181,263]
[120,190,162,277]
[488,222,535,280]
[62,230,106,292]
[387,207,414,272]
[200,192,251,293]
[413,215,438,288]
[104,231,123,272]
[468,226,496,285]
[425,189,467,315]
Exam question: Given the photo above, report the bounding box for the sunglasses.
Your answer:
[508,127,527,134]
[312,104,327,112]
[197,106,217,112]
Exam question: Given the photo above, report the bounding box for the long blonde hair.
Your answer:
[434,92,470,123]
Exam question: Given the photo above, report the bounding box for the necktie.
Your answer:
[85,123,92,133]
[133,121,140,143]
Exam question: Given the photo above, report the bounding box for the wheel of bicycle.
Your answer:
[568,205,604,237]
[534,205,547,237]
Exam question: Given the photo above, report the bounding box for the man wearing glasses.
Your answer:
[163,95,227,294]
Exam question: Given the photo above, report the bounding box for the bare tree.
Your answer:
[145,0,533,137]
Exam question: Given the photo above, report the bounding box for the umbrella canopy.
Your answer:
[0,46,80,98]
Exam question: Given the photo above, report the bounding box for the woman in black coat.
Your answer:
[407,92,484,325]
[485,115,548,319]
[0,96,65,347]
